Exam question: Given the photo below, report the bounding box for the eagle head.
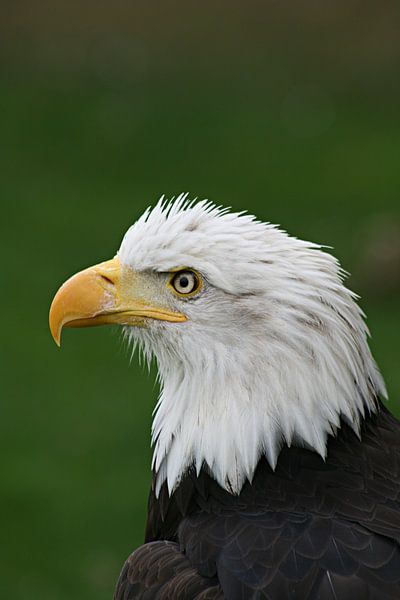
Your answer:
[50,195,386,495]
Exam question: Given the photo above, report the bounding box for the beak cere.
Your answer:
[49,257,187,346]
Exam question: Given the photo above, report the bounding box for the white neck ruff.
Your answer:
[131,291,385,497]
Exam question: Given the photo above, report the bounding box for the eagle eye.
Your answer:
[169,270,201,297]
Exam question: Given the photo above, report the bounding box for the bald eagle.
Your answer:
[50,196,400,599]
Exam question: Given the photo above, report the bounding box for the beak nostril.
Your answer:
[100,275,114,285]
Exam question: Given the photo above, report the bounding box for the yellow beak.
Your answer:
[49,257,187,346]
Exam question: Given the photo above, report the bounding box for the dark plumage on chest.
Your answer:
[115,405,400,599]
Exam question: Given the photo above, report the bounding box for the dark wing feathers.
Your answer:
[118,514,400,599]
[116,405,400,598]
[114,541,223,600]
[179,513,400,598]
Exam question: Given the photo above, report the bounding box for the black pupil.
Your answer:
[180,276,190,288]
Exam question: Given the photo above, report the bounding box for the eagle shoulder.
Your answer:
[115,405,400,599]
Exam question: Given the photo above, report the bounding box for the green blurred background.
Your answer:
[1,2,399,598]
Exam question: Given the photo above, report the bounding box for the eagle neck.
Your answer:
[150,333,382,497]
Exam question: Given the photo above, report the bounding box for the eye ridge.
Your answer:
[170,269,202,297]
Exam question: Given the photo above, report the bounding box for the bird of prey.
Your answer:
[49,195,400,599]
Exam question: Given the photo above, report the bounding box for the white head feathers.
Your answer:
[118,194,386,495]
